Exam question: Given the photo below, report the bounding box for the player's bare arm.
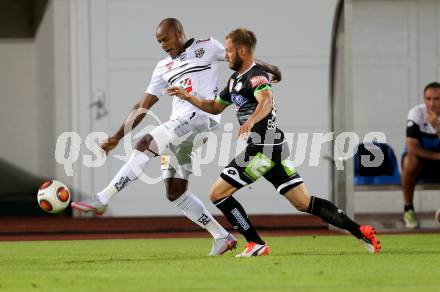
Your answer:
[165,86,227,115]
[254,59,281,83]
[101,92,159,154]
[237,89,273,138]
[406,137,440,160]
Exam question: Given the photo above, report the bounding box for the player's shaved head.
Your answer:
[157,18,184,33]
[155,18,187,58]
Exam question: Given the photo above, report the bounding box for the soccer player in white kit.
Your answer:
[71,18,281,256]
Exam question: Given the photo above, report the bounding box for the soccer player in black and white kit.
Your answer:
[168,28,381,256]
[71,19,281,256]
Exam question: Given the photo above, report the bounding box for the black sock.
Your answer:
[214,196,265,245]
[404,204,414,212]
[307,196,363,239]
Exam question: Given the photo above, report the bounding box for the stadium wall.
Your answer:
[34,0,72,185]
[0,40,38,174]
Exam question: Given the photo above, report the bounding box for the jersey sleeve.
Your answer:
[145,62,167,97]
[215,85,232,106]
[210,37,226,61]
[249,70,271,96]
[406,107,422,139]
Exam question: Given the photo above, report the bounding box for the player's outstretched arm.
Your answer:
[166,86,227,115]
[101,93,159,154]
[255,59,282,83]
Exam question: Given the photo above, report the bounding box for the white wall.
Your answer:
[0,40,38,174]
[352,0,440,163]
[34,0,55,179]
[34,0,72,185]
[352,0,440,213]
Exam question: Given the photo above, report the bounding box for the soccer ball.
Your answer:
[37,180,71,213]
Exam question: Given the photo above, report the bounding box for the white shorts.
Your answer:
[149,113,218,180]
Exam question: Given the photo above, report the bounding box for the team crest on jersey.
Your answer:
[166,61,174,71]
[179,77,193,93]
[234,82,243,92]
[250,75,269,88]
[195,48,205,58]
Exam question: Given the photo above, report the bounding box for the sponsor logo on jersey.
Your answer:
[179,53,187,62]
[231,94,247,109]
[194,48,205,58]
[166,61,174,71]
[196,38,210,44]
[234,82,243,92]
[179,77,193,93]
[250,75,269,88]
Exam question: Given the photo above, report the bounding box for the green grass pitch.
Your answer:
[0,234,439,291]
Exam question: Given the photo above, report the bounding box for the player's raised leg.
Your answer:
[71,132,161,215]
[210,177,269,257]
[283,183,381,254]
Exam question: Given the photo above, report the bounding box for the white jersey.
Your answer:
[407,104,439,135]
[406,103,440,151]
[146,37,225,123]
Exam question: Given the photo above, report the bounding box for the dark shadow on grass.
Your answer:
[63,254,211,264]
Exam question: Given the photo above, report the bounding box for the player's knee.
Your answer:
[287,197,309,212]
[135,134,158,156]
[403,154,421,173]
[209,189,226,202]
[284,186,311,212]
[164,178,188,202]
[166,191,184,202]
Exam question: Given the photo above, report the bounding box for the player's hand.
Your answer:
[238,120,254,138]
[100,136,119,154]
[166,86,189,100]
[427,110,440,129]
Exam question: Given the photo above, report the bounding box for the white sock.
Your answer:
[173,190,229,239]
[97,150,152,205]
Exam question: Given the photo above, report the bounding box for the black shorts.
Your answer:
[220,142,303,195]
[402,152,440,181]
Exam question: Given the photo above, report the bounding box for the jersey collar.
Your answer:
[236,62,256,80]
[173,38,195,60]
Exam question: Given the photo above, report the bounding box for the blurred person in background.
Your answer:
[402,82,440,228]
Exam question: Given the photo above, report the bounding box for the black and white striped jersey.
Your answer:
[146,37,224,123]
